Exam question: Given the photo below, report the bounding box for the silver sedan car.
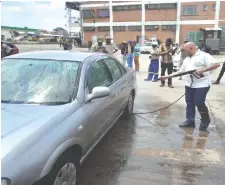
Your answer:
[1,51,136,185]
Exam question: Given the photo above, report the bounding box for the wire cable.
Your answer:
[133,74,194,115]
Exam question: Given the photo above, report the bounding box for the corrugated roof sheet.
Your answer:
[1,26,42,32]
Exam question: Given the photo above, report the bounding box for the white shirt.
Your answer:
[179,50,216,88]
[104,43,118,55]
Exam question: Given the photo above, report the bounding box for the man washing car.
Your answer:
[161,42,220,131]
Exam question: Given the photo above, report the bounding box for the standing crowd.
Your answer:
[90,36,141,72]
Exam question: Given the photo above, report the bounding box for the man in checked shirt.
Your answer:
[159,38,176,88]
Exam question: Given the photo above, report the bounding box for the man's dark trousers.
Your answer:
[185,86,210,123]
[216,62,225,82]
[161,63,173,85]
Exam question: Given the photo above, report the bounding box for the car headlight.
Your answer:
[1,178,11,185]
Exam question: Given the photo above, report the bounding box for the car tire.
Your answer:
[123,92,134,119]
[47,151,80,185]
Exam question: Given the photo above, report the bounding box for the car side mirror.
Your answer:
[86,86,110,103]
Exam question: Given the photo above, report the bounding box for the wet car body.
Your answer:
[1,51,136,185]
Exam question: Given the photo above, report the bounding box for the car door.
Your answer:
[103,56,129,119]
[83,58,116,142]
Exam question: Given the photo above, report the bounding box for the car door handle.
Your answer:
[78,125,83,131]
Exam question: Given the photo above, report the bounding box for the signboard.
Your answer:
[65,2,80,10]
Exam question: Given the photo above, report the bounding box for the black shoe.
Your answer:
[160,84,165,87]
[179,120,195,128]
[199,118,211,131]
[213,81,220,84]
[168,84,174,88]
[144,79,151,81]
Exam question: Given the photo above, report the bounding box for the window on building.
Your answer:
[182,6,197,15]
[97,26,110,32]
[128,26,142,32]
[212,4,216,10]
[203,4,207,11]
[113,5,142,11]
[82,10,94,18]
[145,3,177,10]
[145,25,159,31]
[83,27,95,32]
[97,9,109,18]
[161,25,176,31]
[113,26,126,32]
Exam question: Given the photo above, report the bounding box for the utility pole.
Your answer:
[65,1,81,38]
[79,6,84,43]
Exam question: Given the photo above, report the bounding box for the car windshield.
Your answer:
[1,58,80,105]
[143,43,152,46]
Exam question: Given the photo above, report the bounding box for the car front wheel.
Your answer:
[47,152,80,185]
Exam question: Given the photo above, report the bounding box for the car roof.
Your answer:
[4,50,97,62]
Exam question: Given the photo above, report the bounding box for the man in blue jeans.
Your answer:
[126,41,134,68]
[161,42,220,131]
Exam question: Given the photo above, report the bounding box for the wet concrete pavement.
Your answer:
[17,44,225,185]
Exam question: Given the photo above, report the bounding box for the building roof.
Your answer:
[1,26,42,32]
[4,50,95,62]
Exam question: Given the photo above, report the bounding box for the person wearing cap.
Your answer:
[126,41,134,68]
[145,43,160,81]
[133,41,140,71]
[91,36,108,53]
[198,39,211,54]
[159,38,176,88]
[88,40,92,51]
[104,36,118,55]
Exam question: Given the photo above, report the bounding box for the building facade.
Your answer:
[80,0,225,48]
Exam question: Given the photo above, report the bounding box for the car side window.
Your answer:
[104,57,122,81]
[87,59,112,93]
[117,62,127,75]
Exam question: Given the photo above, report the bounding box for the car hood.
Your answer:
[1,103,69,159]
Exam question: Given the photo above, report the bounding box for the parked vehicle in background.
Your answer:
[1,41,19,58]
[14,35,25,41]
[148,36,158,46]
[140,42,153,54]
[1,51,136,185]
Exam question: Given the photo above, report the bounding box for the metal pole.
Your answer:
[68,8,72,37]
[79,7,84,44]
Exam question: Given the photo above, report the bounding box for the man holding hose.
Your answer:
[161,42,220,131]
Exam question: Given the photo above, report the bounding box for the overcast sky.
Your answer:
[1,1,79,31]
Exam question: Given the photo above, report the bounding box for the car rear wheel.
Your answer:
[123,93,134,119]
[47,152,80,185]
